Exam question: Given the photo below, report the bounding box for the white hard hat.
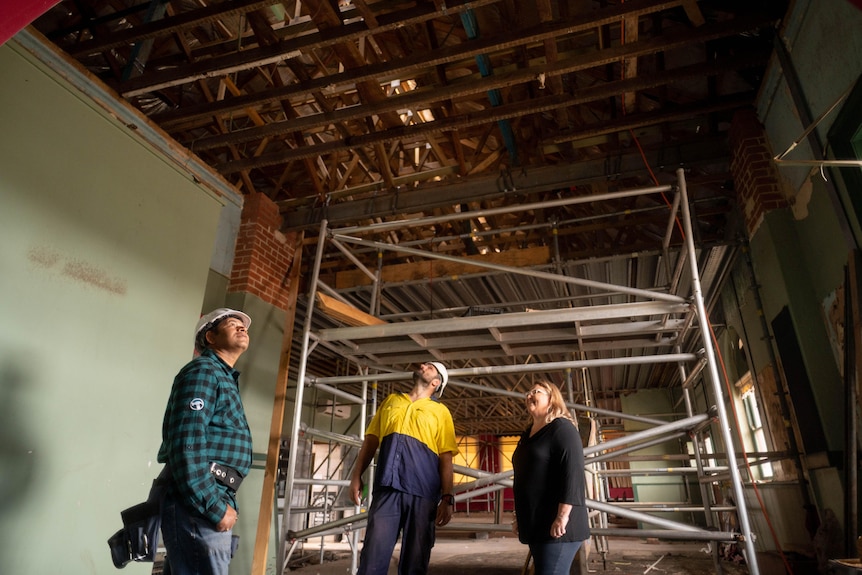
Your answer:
[194,308,251,353]
[428,361,449,396]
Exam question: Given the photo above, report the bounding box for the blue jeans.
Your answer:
[358,488,438,575]
[160,491,234,575]
[529,540,582,575]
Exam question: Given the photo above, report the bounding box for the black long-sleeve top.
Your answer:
[512,417,590,544]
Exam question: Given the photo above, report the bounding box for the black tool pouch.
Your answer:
[107,470,167,568]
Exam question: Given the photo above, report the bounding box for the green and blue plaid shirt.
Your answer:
[158,348,252,524]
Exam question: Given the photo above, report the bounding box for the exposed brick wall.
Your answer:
[229,192,298,310]
[729,109,790,237]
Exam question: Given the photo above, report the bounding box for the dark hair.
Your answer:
[197,314,242,350]
[412,370,441,386]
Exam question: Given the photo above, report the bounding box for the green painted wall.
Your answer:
[750,210,844,451]
[0,42,226,573]
[745,0,862,456]
[717,0,862,553]
[759,0,862,237]
[621,390,690,527]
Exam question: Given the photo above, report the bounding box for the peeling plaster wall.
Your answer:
[758,0,862,209]
[752,0,862,455]
[718,0,862,555]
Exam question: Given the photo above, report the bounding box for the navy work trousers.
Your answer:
[358,488,438,575]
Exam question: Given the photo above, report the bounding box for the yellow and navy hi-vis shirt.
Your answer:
[366,392,459,500]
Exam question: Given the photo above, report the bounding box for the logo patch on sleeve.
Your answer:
[190,398,205,411]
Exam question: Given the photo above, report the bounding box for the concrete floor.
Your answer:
[285,513,759,575]
[287,537,757,575]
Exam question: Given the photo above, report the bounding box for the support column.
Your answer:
[229,191,298,309]
[222,192,301,575]
[728,109,789,238]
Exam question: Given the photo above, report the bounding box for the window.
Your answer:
[737,374,774,480]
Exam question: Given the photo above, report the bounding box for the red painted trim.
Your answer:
[0,0,61,47]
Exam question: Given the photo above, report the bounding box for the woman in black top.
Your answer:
[512,381,590,575]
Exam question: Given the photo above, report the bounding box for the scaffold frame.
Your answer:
[275,169,762,575]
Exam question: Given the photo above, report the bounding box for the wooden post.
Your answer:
[250,232,304,575]
[570,541,590,574]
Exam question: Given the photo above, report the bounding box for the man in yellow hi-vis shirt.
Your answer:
[349,362,459,575]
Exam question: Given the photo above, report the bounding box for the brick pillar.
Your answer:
[728,109,789,237]
[229,192,298,310]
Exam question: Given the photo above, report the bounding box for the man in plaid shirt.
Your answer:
[157,308,253,575]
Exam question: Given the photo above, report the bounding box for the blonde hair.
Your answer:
[530,380,576,425]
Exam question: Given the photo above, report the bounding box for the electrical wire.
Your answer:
[708,320,795,575]
[629,130,686,241]
[617,2,684,242]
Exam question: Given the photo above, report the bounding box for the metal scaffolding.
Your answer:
[275,169,762,575]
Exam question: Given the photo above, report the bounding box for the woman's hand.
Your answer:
[550,513,569,538]
[511,516,518,536]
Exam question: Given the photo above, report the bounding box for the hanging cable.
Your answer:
[617,6,685,242]
[708,320,795,575]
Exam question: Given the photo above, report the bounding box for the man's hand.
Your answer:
[349,474,364,505]
[216,505,238,532]
[349,434,378,505]
[436,451,454,527]
[435,500,453,527]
